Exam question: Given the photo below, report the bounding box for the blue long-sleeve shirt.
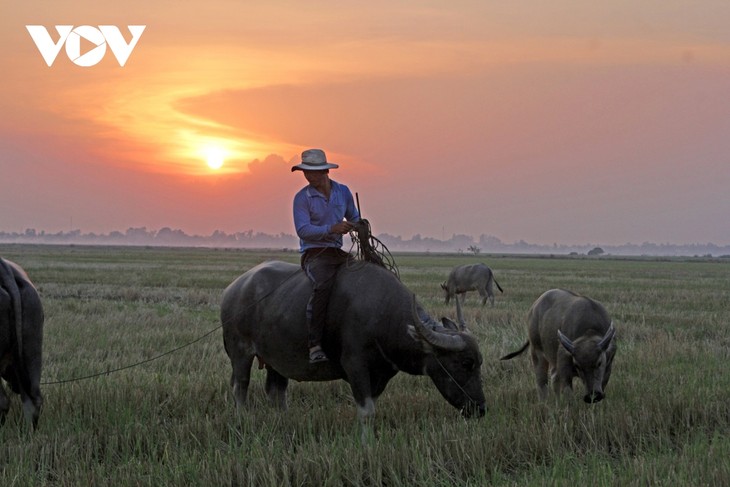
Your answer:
[293,179,360,252]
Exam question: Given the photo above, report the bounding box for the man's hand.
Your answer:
[330,221,356,234]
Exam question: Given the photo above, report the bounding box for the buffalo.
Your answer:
[501,289,616,403]
[441,263,503,306]
[221,260,486,424]
[0,258,44,428]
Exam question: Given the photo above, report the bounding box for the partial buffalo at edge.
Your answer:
[0,257,44,428]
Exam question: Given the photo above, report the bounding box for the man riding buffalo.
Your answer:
[291,148,360,364]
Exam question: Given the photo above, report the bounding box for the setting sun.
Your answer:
[203,145,227,170]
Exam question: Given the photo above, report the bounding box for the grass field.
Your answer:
[1,244,728,486]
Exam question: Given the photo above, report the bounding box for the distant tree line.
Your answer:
[1,227,729,257]
[1,227,298,249]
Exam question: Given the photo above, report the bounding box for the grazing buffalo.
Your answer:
[441,263,503,306]
[500,289,616,404]
[221,260,486,423]
[0,258,44,428]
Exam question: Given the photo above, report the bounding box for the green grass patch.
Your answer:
[0,244,728,485]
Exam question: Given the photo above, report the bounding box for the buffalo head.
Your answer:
[440,282,451,304]
[411,297,486,418]
[558,324,616,403]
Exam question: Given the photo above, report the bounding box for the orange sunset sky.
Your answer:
[1,1,729,246]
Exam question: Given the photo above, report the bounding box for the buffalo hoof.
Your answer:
[584,392,604,404]
[462,402,486,418]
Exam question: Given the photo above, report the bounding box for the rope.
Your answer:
[41,267,303,386]
[41,325,222,385]
[434,355,482,407]
[348,219,400,279]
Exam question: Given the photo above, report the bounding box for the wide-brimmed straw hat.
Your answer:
[291,149,339,172]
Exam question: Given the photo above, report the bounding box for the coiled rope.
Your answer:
[348,219,400,280]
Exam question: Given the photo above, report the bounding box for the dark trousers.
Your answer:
[301,247,353,348]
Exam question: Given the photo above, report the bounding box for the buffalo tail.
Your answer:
[500,341,529,360]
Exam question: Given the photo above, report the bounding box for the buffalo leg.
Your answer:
[0,382,8,425]
[531,350,549,401]
[20,285,43,429]
[348,385,375,420]
[1,364,41,429]
[226,344,255,409]
[369,370,394,401]
[264,366,288,409]
[554,378,573,399]
[352,389,376,420]
[222,321,256,409]
[485,280,495,306]
[0,290,9,424]
[341,358,376,421]
[20,387,42,429]
[554,363,574,399]
[479,287,488,306]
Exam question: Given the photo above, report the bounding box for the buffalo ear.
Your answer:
[441,317,459,331]
[557,330,576,355]
[440,283,448,290]
[411,295,466,352]
[598,323,616,351]
[407,324,433,352]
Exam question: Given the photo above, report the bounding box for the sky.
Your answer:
[1,1,729,246]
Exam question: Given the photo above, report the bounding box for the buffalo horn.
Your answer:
[411,295,467,352]
[455,294,466,330]
[597,323,616,351]
[557,330,576,355]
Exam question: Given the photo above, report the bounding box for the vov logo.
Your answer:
[26,25,146,67]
